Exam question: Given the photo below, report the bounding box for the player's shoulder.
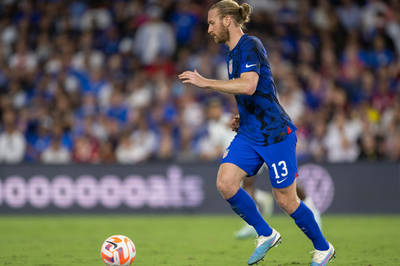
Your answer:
[241,35,264,51]
[244,35,262,43]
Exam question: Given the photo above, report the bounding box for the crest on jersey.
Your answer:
[228,59,233,75]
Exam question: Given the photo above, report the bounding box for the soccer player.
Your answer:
[178,1,335,265]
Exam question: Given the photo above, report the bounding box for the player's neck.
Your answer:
[226,28,244,51]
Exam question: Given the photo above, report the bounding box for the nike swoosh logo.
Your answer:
[276,178,288,184]
[106,241,118,249]
[245,63,257,68]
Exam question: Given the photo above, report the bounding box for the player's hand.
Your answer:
[178,69,209,88]
[230,114,240,132]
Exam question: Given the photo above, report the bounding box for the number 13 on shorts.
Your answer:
[261,133,298,188]
[271,160,288,179]
[268,156,297,188]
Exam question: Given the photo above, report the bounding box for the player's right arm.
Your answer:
[178,69,258,95]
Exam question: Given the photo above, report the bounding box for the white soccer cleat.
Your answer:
[310,242,335,266]
[247,229,281,265]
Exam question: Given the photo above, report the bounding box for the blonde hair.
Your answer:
[210,0,252,27]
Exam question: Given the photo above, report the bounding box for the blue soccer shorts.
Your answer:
[221,132,298,189]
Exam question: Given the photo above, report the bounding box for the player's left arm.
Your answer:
[178,69,258,95]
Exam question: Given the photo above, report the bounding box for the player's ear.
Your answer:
[222,15,230,27]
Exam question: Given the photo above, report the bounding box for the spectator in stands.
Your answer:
[361,0,388,40]
[324,111,362,162]
[156,122,175,161]
[382,103,400,161]
[199,98,235,160]
[25,120,52,162]
[115,131,136,164]
[169,0,200,46]
[0,109,26,163]
[131,115,157,161]
[358,130,382,161]
[126,72,153,110]
[369,35,395,69]
[41,137,71,164]
[116,116,156,164]
[98,139,116,164]
[309,118,328,162]
[337,0,362,32]
[72,134,99,163]
[279,74,305,124]
[106,90,129,126]
[133,4,175,65]
[9,39,38,76]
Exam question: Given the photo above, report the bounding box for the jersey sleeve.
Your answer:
[239,39,261,75]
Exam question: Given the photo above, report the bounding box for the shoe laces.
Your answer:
[255,234,271,248]
[255,236,264,247]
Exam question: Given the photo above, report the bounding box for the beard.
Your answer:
[213,25,229,44]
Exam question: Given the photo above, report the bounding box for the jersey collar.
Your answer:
[229,34,247,52]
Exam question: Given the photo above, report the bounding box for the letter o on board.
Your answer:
[75,175,98,208]
[52,175,74,208]
[4,176,26,208]
[28,176,50,208]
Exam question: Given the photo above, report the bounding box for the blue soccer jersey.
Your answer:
[226,34,296,145]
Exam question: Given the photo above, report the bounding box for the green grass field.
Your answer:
[1,215,399,266]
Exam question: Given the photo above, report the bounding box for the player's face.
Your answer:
[207,9,229,44]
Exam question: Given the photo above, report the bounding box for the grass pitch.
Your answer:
[0,214,399,266]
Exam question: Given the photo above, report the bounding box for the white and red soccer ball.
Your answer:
[101,235,136,265]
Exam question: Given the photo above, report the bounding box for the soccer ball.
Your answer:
[101,235,136,265]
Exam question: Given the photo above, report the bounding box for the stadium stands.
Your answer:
[0,0,399,164]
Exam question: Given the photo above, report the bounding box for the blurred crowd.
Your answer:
[0,0,399,164]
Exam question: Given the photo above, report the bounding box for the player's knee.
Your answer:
[216,176,230,196]
[275,197,290,212]
[216,175,237,199]
[275,194,298,214]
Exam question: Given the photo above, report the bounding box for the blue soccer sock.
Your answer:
[290,201,329,250]
[227,188,273,237]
